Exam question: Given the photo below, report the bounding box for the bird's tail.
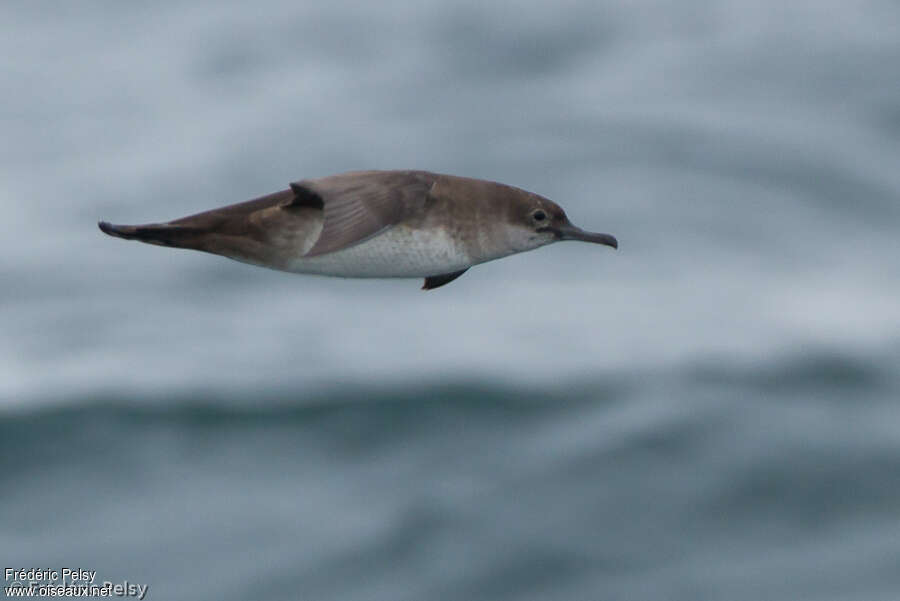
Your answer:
[97,221,205,250]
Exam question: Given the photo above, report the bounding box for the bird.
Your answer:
[98,170,618,290]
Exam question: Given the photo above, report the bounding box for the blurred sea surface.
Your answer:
[2,1,900,599]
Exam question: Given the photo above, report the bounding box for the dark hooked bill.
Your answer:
[556,223,618,248]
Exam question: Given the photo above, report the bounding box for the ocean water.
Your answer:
[2,1,900,599]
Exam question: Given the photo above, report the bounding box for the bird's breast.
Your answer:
[285,225,474,278]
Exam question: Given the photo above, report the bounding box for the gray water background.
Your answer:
[2,1,900,599]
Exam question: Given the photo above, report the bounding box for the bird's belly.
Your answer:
[285,225,473,278]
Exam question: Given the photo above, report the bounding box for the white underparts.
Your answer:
[286,225,475,278]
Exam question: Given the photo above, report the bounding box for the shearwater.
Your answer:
[99,170,617,290]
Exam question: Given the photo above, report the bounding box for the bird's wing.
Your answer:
[286,170,436,257]
[422,269,468,290]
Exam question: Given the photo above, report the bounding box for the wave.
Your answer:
[2,346,893,424]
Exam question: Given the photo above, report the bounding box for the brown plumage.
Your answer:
[99,170,617,289]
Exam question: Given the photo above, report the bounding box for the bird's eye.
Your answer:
[532,210,547,222]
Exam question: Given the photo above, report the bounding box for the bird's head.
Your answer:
[505,193,618,253]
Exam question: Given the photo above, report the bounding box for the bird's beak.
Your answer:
[555,222,618,249]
